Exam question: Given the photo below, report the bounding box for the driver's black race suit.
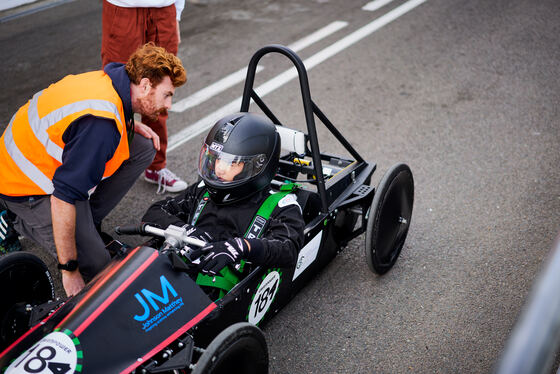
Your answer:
[142,181,305,268]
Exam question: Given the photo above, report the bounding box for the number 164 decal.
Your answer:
[248,270,281,325]
[6,331,81,374]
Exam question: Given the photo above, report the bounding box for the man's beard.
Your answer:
[139,96,167,122]
[144,108,167,122]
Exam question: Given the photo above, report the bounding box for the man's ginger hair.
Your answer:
[126,42,186,87]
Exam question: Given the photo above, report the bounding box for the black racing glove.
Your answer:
[181,224,213,243]
[179,224,213,262]
[190,238,249,275]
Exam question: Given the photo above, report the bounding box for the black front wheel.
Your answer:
[192,322,268,374]
[365,163,414,274]
[0,252,55,351]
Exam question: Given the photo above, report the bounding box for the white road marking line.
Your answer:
[171,66,263,113]
[0,0,36,12]
[168,101,241,151]
[170,21,348,113]
[287,20,348,53]
[168,0,427,152]
[362,0,395,12]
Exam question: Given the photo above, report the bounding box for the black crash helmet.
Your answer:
[198,112,281,204]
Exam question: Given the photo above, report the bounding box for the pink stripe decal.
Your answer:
[120,303,217,374]
[0,300,68,359]
[55,246,142,330]
[73,250,159,336]
[0,323,42,359]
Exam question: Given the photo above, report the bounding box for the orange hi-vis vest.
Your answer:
[0,70,130,197]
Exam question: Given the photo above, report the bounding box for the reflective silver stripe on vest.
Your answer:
[3,90,125,194]
[3,115,55,194]
[27,91,125,162]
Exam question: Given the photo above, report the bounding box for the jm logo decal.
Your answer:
[133,275,184,332]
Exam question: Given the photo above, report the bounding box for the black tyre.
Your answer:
[365,163,414,274]
[192,322,268,374]
[0,252,55,351]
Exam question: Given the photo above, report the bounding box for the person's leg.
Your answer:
[101,1,147,67]
[141,113,187,194]
[141,111,168,171]
[89,132,156,225]
[142,5,187,192]
[143,5,178,172]
[149,5,179,55]
[3,197,57,258]
[74,200,111,281]
[3,197,110,281]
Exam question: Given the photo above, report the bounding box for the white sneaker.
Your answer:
[144,168,188,194]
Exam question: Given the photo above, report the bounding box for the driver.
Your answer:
[142,112,304,275]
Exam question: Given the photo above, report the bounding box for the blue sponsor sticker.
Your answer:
[132,275,185,332]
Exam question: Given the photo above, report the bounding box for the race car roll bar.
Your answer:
[240,44,366,214]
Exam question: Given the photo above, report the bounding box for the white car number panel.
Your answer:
[293,231,323,281]
[6,331,81,374]
[248,270,281,325]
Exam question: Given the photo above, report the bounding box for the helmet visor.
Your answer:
[198,143,268,185]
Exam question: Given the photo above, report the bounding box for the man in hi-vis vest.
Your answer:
[0,43,186,296]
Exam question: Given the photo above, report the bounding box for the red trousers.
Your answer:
[101,0,179,170]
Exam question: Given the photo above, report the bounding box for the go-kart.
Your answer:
[0,44,414,373]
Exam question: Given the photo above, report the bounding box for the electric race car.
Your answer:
[0,45,414,374]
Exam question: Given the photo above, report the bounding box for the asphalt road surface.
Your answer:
[1,0,559,372]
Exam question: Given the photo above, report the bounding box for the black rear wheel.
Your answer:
[0,252,55,351]
[365,163,414,274]
[192,322,268,374]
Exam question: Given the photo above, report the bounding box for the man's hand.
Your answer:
[62,270,85,297]
[134,120,160,151]
[190,238,249,275]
